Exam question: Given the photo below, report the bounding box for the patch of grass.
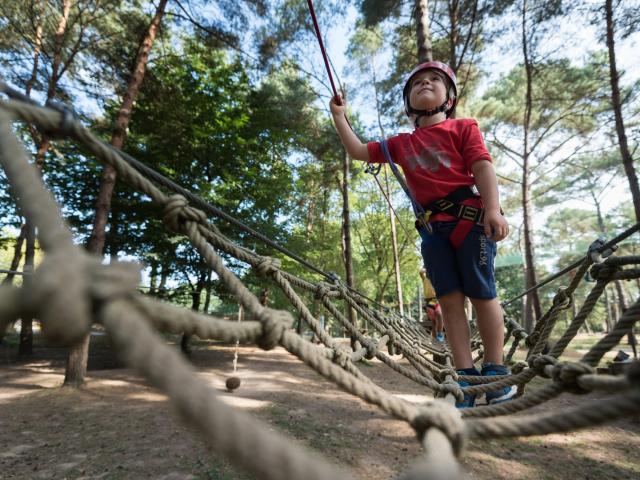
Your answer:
[194,457,251,480]
[262,404,359,462]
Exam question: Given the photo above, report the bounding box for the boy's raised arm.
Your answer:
[329,97,370,162]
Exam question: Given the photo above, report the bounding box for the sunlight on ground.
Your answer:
[95,379,131,387]
[465,449,538,478]
[127,392,167,402]
[217,395,271,409]
[393,393,434,403]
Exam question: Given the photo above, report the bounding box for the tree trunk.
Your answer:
[20,1,71,357]
[384,167,404,317]
[203,271,212,314]
[148,260,158,295]
[520,0,542,332]
[64,0,169,387]
[614,279,637,358]
[18,223,36,356]
[605,0,640,223]
[158,265,168,298]
[2,225,27,286]
[182,282,203,356]
[340,148,358,347]
[603,287,613,333]
[260,288,269,307]
[447,0,459,68]
[415,0,433,62]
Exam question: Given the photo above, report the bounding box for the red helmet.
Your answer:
[402,61,458,118]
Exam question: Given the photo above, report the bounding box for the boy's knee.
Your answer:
[438,289,464,306]
[469,296,498,308]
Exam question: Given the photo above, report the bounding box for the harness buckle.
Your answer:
[459,205,479,222]
[416,210,433,233]
[434,199,454,211]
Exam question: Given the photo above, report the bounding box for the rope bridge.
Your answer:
[0,94,639,480]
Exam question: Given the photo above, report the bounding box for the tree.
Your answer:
[602,0,640,222]
[0,0,122,355]
[478,51,609,330]
[65,0,170,387]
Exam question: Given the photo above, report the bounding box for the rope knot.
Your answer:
[384,329,397,343]
[255,256,282,277]
[525,331,540,348]
[590,263,618,281]
[162,195,207,233]
[437,378,464,403]
[332,348,351,368]
[314,282,331,300]
[44,100,78,139]
[511,361,529,375]
[27,249,92,345]
[551,361,595,394]
[256,308,293,350]
[28,250,141,346]
[552,288,572,309]
[410,400,467,456]
[528,354,558,377]
[437,368,459,382]
[513,328,528,340]
[361,338,378,360]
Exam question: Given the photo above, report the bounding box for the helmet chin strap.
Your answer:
[410,100,450,128]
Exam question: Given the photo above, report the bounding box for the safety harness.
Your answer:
[380,139,483,249]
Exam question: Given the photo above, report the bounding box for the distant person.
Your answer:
[420,269,444,342]
[330,61,516,408]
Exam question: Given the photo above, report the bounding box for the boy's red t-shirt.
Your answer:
[366,118,491,222]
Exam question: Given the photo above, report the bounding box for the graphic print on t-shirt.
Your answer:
[405,147,451,173]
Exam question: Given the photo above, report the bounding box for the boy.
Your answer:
[329,61,516,407]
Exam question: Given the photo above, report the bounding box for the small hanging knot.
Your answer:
[255,256,281,277]
[551,361,595,394]
[256,308,293,350]
[410,400,467,456]
[162,195,207,233]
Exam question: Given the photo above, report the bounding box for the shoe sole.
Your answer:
[486,386,517,405]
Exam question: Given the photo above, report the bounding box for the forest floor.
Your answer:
[0,331,639,480]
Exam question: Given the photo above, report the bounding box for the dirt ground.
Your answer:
[1,333,639,480]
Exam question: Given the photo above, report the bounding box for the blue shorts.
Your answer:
[418,221,497,299]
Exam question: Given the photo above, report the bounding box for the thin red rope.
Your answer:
[306,0,340,102]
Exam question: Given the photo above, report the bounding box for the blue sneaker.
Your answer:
[482,363,517,405]
[435,332,445,342]
[455,368,480,408]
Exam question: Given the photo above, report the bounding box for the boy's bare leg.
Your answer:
[435,312,444,334]
[438,290,473,369]
[469,297,504,365]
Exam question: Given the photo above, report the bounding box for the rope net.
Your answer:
[0,97,639,480]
